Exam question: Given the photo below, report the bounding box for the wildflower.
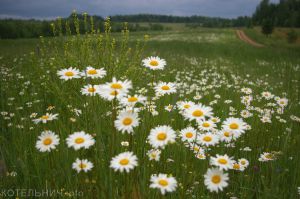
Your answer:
[72,158,94,173]
[197,132,219,147]
[84,66,106,79]
[147,149,161,161]
[222,117,247,136]
[110,151,138,173]
[114,110,140,134]
[142,56,166,70]
[57,67,81,80]
[36,130,59,152]
[204,168,229,192]
[180,127,198,143]
[183,104,213,121]
[80,84,100,96]
[198,120,216,131]
[66,131,95,150]
[154,82,177,96]
[210,154,234,171]
[150,174,177,195]
[120,95,146,107]
[148,125,176,149]
[33,113,58,124]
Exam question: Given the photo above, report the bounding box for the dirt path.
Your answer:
[236,30,264,47]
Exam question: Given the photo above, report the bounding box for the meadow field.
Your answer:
[0,20,300,199]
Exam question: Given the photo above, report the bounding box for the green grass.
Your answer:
[0,26,300,199]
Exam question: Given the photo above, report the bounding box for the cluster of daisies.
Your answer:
[31,55,292,195]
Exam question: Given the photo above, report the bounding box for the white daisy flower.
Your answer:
[183,104,213,121]
[204,168,229,193]
[276,98,288,107]
[80,84,100,96]
[189,144,205,154]
[176,101,195,111]
[114,110,140,134]
[222,117,247,135]
[84,66,106,79]
[198,120,216,131]
[196,153,207,160]
[238,158,249,168]
[150,174,177,195]
[36,130,60,152]
[72,158,94,173]
[110,151,138,173]
[66,131,95,150]
[258,152,275,162]
[148,125,176,149]
[180,127,198,143]
[57,67,81,80]
[98,87,126,101]
[218,129,234,143]
[147,149,161,161]
[154,82,176,96]
[197,132,219,147]
[120,95,146,107]
[232,162,245,171]
[99,77,132,100]
[142,56,166,70]
[261,91,274,100]
[33,113,59,124]
[210,154,234,171]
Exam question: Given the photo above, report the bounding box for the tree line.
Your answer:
[0,0,299,39]
[0,14,251,39]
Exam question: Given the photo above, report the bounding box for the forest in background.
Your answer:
[0,0,299,39]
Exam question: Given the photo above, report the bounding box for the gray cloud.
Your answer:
[0,0,279,19]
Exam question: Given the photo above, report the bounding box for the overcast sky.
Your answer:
[0,0,279,19]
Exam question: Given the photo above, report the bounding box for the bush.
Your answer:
[287,30,298,43]
[261,19,274,36]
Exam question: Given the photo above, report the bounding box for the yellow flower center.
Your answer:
[233,163,240,169]
[203,136,212,142]
[65,71,74,76]
[198,154,205,158]
[229,123,239,129]
[218,158,228,164]
[192,110,203,117]
[110,90,119,96]
[87,69,97,75]
[241,160,246,165]
[224,132,230,137]
[75,137,85,144]
[157,132,167,141]
[41,115,49,120]
[185,132,193,138]
[150,60,159,66]
[212,118,217,122]
[111,83,123,89]
[128,97,138,102]
[202,122,210,128]
[88,87,96,92]
[211,175,221,184]
[43,138,52,145]
[161,85,170,90]
[80,163,87,169]
[158,179,169,187]
[119,158,129,165]
[265,154,273,159]
[122,118,133,126]
[183,104,190,109]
